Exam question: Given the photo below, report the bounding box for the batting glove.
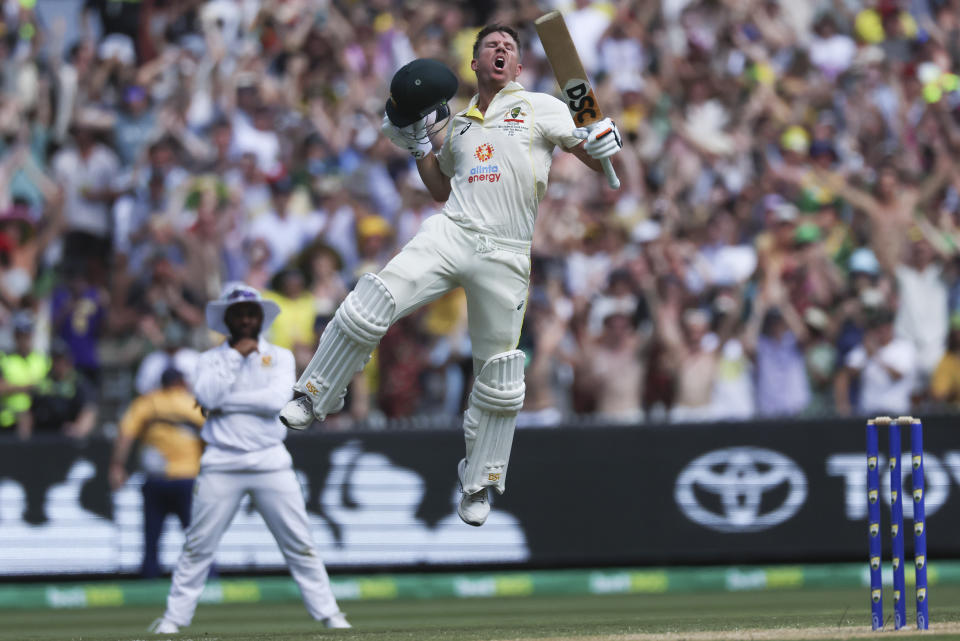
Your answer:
[381,114,433,159]
[573,117,622,160]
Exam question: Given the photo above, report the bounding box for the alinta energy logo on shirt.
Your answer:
[474,143,494,162]
[469,143,501,184]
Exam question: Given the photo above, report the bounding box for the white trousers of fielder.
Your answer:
[162,468,341,626]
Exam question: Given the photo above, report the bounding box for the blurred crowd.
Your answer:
[2,0,960,436]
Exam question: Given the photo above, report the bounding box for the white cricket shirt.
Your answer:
[193,337,296,472]
[436,81,581,242]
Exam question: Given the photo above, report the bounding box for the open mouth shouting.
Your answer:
[494,55,506,70]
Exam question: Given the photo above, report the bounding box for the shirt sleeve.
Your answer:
[436,118,456,178]
[119,397,147,438]
[51,152,67,183]
[193,347,245,411]
[881,340,916,376]
[218,347,295,416]
[845,345,867,370]
[536,94,582,151]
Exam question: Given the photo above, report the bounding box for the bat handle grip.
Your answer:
[601,157,620,190]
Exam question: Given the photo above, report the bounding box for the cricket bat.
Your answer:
[535,10,621,190]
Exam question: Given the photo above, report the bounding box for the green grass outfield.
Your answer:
[5,587,960,641]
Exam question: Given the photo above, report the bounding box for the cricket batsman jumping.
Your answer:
[281,23,622,526]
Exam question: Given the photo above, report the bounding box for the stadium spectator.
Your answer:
[0,312,47,434]
[396,178,442,247]
[518,287,573,428]
[51,110,121,282]
[706,286,755,421]
[83,0,144,52]
[113,85,156,166]
[134,322,200,395]
[0,198,63,307]
[376,316,427,420]
[242,237,274,292]
[802,307,839,416]
[125,254,205,350]
[930,314,960,408]
[300,240,347,318]
[352,214,395,278]
[264,268,317,369]
[662,307,718,423]
[418,290,472,418]
[3,0,960,429]
[835,308,918,416]
[110,367,203,579]
[575,296,645,423]
[882,233,951,382]
[746,291,811,417]
[21,340,97,439]
[249,176,323,276]
[565,0,613,76]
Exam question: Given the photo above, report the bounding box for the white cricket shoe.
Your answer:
[457,458,489,527]
[280,391,347,429]
[280,396,314,430]
[323,612,352,629]
[147,617,179,634]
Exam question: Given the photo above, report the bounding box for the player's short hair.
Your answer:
[472,24,522,60]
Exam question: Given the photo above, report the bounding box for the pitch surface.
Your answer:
[4,587,960,641]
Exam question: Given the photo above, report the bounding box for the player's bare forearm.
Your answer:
[416,153,452,202]
[569,142,603,172]
[111,434,134,467]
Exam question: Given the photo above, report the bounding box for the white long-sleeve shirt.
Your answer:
[193,338,295,472]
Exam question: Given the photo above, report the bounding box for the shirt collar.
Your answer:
[458,81,526,120]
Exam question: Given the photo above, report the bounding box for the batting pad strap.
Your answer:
[471,378,526,414]
[295,273,396,417]
[335,289,389,346]
[462,350,525,495]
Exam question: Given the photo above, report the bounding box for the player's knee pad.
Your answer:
[295,273,396,418]
[461,349,525,495]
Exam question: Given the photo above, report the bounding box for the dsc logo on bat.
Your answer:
[563,78,598,124]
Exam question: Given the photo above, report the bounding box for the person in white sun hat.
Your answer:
[149,283,349,634]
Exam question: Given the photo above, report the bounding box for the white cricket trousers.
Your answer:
[163,467,341,626]
[378,214,531,369]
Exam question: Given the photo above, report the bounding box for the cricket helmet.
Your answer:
[385,58,458,128]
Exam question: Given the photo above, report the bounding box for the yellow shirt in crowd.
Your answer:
[931,352,960,405]
[263,290,317,350]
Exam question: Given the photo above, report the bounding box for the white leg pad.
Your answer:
[461,350,525,495]
[295,273,396,419]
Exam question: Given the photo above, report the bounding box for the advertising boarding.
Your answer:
[1,417,959,575]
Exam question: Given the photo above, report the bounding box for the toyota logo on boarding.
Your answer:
[674,447,807,533]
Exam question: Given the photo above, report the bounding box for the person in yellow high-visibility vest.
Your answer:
[0,313,49,433]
